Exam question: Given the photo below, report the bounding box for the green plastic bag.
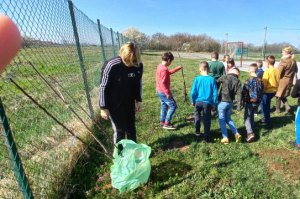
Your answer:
[110,139,151,193]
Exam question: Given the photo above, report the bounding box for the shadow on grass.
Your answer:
[59,114,114,198]
[148,128,226,151]
[236,108,295,142]
[172,120,190,129]
[150,159,192,190]
[149,133,195,152]
[270,114,295,128]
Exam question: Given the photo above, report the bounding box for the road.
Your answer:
[174,52,300,77]
[238,61,300,78]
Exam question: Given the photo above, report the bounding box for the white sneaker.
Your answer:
[163,124,176,130]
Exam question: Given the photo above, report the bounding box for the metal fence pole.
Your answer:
[117,31,121,49]
[120,34,124,45]
[0,97,34,199]
[110,28,116,57]
[97,19,107,63]
[68,0,95,119]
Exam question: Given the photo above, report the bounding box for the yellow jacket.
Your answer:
[262,66,280,93]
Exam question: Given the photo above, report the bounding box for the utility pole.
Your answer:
[262,26,267,59]
[225,33,228,55]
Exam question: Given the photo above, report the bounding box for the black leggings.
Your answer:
[109,105,136,144]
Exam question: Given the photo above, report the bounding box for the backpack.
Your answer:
[243,77,263,103]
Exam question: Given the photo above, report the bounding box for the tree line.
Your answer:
[122,27,299,54]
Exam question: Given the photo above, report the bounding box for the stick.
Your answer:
[9,78,112,159]
[177,49,188,102]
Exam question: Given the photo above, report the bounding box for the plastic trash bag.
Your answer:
[110,139,151,193]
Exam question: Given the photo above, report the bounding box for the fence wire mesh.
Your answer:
[0,0,127,198]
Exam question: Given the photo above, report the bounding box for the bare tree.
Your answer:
[122,27,149,49]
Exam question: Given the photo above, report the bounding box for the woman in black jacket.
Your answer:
[99,42,143,144]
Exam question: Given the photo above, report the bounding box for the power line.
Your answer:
[269,27,300,31]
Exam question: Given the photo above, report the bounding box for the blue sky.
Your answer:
[73,0,300,47]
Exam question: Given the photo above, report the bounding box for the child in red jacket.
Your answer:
[156,52,182,130]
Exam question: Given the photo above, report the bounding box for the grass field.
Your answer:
[66,51,300,198]
[1,47,300,198]
[0,45,114,197]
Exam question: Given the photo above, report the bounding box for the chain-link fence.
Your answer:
[0,0,128,198]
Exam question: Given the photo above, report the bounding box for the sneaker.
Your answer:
[235,133,242,143]
[265,124,273,130]
[194,131,200,136]
[260,119,266,124]
[204,137,211,143]
[159,122,165,126]
[163,123,176,130]
[221,137,229,144]
[195,132,201,143]
[247,133,255,143]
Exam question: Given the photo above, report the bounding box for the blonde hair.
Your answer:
[283,46,292,54]
[282,46,295,64]
[119,42,141,67]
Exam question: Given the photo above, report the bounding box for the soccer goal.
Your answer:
[226,41,247,67]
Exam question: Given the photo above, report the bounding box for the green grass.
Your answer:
[0,45,113,197]
[72,51,300,198]
[1,47,300,198]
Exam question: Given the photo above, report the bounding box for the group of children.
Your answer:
[156,51,284,144]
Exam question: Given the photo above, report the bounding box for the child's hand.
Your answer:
[167,95,172,99]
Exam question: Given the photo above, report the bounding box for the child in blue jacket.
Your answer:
[291,79,300,150]
[190,61,218,142]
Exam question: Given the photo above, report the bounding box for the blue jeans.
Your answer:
[244,103,258,134]
[261,93,275,124]
[218,102,238,138]
[194,101,211,139]
[157,92,177,124]
[259,100,264,116]
[295,106,300,144]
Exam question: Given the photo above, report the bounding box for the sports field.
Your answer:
[67,51,300,198]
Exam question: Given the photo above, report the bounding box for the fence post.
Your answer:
[68,0,95,119]
[117,32,121,49]
[110,28,116,57]
[120,34,124,45]
[0,97,34,199]
[97,19,107,63]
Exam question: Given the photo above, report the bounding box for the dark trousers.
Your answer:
[110,104,136,144]
[194,101,212,139]
[261,92,275,124]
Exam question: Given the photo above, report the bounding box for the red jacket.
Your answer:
[156,64,181,96]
